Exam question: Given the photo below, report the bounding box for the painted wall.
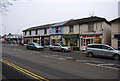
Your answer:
[38,29,44,36]
[64,25,79,34]
[51,26,64,34]
[111,22,120,49]
[103,22,111,45]
[80,22,103,34]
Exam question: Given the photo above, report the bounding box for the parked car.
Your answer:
[85,44,120,61]
[26,42,44,51]
[49,43,70,52]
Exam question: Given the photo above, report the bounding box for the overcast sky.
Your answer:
[0,0,119,35]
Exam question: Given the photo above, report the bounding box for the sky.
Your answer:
[0,0,119,35]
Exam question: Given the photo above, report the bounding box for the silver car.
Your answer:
[49,43,71,52]
[85,44,120,61]
[26,42,44,51]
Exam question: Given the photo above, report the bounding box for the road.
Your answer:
[1,44,120,81]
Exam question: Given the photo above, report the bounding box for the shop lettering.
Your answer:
[82,35,100,38]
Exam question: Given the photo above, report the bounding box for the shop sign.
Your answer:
[33,38,39,40]
[82,35,100,38]
[51,35,61,39]
[114,34,120,38]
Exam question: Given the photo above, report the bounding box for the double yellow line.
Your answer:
[0,59,49,81]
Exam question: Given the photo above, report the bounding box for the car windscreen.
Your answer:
[61,44,67,47]
[34,43,40,46]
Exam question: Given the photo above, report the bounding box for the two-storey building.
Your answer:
[22,24,54,46]
[50,21,67,44]
[23,16,111,50]
[111,17,120,50]
[63,16,111,50]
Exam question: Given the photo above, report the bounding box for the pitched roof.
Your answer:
[110,17,120,23]
[22,21,68,32]
[63,16,110,26]
[51,21,68,27]
[22,16,110,32]
[22,23,54,32]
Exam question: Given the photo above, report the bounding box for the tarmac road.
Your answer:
[1,44,120,81]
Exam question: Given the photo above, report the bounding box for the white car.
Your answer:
[49,44,71,52]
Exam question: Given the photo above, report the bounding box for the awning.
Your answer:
[80,33,102,36]
[63,35,78,38]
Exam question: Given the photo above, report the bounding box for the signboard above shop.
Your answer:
[82,35,100,38]
[114,34,120,38]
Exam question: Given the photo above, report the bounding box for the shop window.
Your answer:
[94,38,101,44]
[44,29,47,34]
[70,39,77,46]
[35,30,38,35]
[56,27,61,33]
[88,24,94,31]
[52,39,55,44]
[69,25,74,32]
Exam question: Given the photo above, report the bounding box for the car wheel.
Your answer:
[61,49,65,52]
[87,52,93,57]
[113,55,120,61]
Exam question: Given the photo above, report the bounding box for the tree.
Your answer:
[0,0,18,13]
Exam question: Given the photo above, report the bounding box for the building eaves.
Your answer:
[63,16,111,26]
[110,17,120,23]
[51,21,68,27]
[22,23,54,32]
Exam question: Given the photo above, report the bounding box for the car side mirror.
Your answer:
[108,48,113,50]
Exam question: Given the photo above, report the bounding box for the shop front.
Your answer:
[33,37,40,44]
[51,35,63,44]
[41,36,50,46]
[24,36,40,44]
[24,38,32,44]
[63,34,79,50]
[80,34,102,50]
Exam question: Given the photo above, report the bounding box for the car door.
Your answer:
[101,45,115,57]
[54,44,60,51]
[52,44,57,50]
[93,45,103,56]
[29,43,34,49]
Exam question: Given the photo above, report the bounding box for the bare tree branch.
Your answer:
[0,0,15,13]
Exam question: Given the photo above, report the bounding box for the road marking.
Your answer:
[56,58,66,60]
[0,59,49,81]
[76,59,120,70]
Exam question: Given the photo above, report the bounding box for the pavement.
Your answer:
[8,44,85,54]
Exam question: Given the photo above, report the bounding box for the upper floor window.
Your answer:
[56,27,61,33]
[29,30,31,35]
[35,30,38,35]
[88,23,94,31]
[24,31,26,36]
[69,25,74,32]
[44,28,47,34]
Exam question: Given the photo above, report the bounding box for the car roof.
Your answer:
[28,42,38,44]
[87,44,107,46]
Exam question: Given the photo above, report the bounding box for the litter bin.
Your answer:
[73,47,79,51]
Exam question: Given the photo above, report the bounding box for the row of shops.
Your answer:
[24,33,102,50]
[23,16,119,50]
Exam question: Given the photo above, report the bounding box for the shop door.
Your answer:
[118,39,120,50]
[81,39,86,50]
[80,39,93,50]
